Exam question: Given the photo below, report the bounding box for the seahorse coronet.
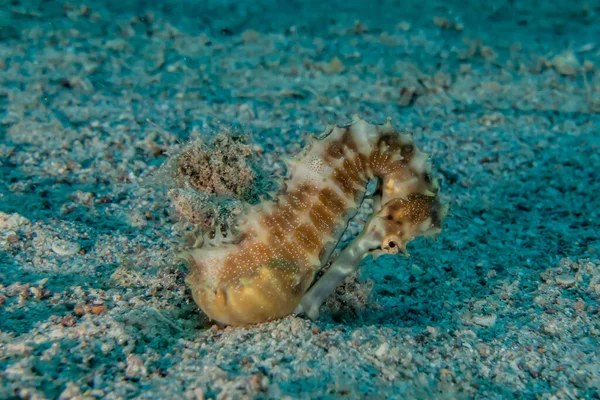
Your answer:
[181,117,447,326]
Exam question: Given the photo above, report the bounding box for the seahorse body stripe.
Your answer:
[184,118,440,326]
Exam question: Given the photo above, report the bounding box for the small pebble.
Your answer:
[396,21,411,31]
[473,315,497,328]
[375,342,390,358]
[426,326,439,339]
[550,51,580,76]
[193,388,205,400]
[90,305,107,314]
[323,57,345,74]
[126,354,148,379]
[555,274,576,286]
[411,264,424,276]
[51,240,81,256]
[61,315,76,327]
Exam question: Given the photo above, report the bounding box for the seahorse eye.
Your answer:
[402,144,414,154]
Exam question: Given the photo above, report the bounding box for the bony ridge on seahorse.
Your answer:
[180,116,447,326]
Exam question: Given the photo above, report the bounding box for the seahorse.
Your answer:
[181,117,446,326]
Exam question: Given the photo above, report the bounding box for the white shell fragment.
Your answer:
[555,274,576,286]
[51,239,81,256]
[472,315,497,328]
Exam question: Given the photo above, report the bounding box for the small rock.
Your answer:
[550,51,580,76]
[59,382,82,400]
[126,354,148,379]
[478,344,490,356]
[399,86,418,107]
[90,389,106,398]
[396,21,411,31]
[529,369,540,378]
[51,239,81,256]
[543,321,558,335]
[480,46,497,61]
[426,326,439,339]
[472,315,497,328]
[433,16,453,29]
[534,295,548,306]
[290,318,306,336]
[30,286,49,300]
[192,388,205,400]
[375,342,390,358]
[90,305,107,314]
[323,57,345,74]
[555,274,576,286]
[62,315,76,327]
[410,264,424,276]
[101,343,114,354]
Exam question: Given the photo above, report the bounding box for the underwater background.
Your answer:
[1,0,599,398]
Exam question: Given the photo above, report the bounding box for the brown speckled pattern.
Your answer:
[184,118,442,325]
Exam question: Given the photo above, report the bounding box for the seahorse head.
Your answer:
[374,193,447,256]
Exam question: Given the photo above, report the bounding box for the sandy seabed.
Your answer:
[1,0,599,399]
